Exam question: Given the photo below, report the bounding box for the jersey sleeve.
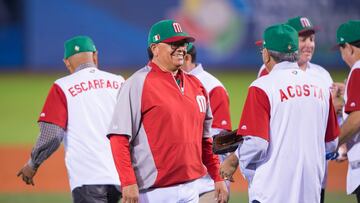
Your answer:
[237,86,270,141]
[38,84,68,129]
[345,69,360,114]
[107,74,145,141]
[325,95,340,142]
[209,86,232,131]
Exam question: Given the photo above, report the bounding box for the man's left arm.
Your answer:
[338,111,360,146]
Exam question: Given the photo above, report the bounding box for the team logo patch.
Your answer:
[196,95,206,113]
[74,45,80,52]
[351,102,356,107]
[300,17,311,28]
[241,125,247,130]
[40,112,45,117]
[172,22,182,33]
[153,34,160,41]
[221,120,227,126]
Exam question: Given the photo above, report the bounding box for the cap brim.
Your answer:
[162,36,195,43]
[255,40,263,46]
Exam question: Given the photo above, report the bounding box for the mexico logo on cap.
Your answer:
[300,17,311,28]
[173,22,182,33]
[153,34,160,41]
[74,45,80,52]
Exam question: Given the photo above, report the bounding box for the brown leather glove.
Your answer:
[17,163,37,186]
[213,129,243,154]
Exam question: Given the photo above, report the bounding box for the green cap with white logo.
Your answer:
[336,20,360,45]
[286,16,316,35]
[263,24,298,53]
[64,35,97,59]
[147,19,195,47]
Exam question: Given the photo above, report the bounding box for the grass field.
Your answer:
[1,70,356,203]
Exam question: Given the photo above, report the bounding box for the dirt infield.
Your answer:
[1,145,348,193]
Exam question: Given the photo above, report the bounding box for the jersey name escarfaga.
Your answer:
[68,79,120,97]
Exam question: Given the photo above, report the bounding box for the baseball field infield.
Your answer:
[0,70,356,202]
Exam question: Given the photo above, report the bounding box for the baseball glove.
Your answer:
[212,129,243,154]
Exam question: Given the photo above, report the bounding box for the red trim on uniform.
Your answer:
[345,69,360,114]
[325,96,340,142]
[258,68,269,78]
[202,137,222,182]
[209,87,232,131]
[38,84,68,129]
[109,134,137,187]
[237,86,270,141]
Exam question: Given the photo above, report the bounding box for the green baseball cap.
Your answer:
[186,42,194,52]
[64,35,97,59]
[286,16,316,35]
[263,24,298,53]
[336,20,360,45]
[148,19,195,47]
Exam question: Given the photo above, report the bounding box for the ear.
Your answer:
[63,59,72,73]
[262,48,271,64]
[93,51,99,66]
[184,54,191,63]
[150,44,158,57]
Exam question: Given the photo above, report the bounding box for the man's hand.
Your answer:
[121,184,139,203]
[331,82,345,115]
[336,144,348,163]
[220,153,239,182]
[214,181,229,203]
[17,163,37,186]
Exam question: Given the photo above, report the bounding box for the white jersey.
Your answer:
[343,60,360,194]
[238,62,339,203]
[258,62,334,189]
[39,65,124,190]
[187,64,232,194]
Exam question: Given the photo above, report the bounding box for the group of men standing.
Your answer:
[16,16,360,203]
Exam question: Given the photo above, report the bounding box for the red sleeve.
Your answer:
[202,137,222,182]
[325,96,340,142]
[237,86,270,141]
[209,86,232,131]
[345,69,360,114]
[38,84,68,129]
[109,134,137,186]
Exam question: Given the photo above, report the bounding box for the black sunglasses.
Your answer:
[164,41,189,49]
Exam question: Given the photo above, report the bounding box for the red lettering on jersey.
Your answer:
[311,85,318,97]
[74,84,82,95]
[280,89,288,102]
[318,88,323,100]
[287,86,295,97]
[68,87,76,97]
[295,85,302,96]
[88,80,94,90]
[100,79,105,88]
[303,84,310,96]
[106,80,113,88]
[93,79,100,89]
[80,82,88,91]
[113,81,119,89]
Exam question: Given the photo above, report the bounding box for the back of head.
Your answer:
[64,35,97,59]
[262,23,299,63]
[186,43,197,63]
[336,20,360,48]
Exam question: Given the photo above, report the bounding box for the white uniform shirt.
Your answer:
[343,60,360,194]
[238,62,339,203]
[39,66,124,190]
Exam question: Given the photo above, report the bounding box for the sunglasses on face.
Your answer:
[164,41,189,49]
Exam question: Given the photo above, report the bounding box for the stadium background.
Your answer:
[0,0,359,202]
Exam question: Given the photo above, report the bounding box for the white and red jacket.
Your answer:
[343,60,360,194]
[38,65,124,190]
[108,62,222,190]
[237,61,339,203]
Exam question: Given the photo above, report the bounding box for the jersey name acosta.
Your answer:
[68,79,120,97]
[279,84,325,102]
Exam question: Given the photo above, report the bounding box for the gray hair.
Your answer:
[268,50,299,63]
